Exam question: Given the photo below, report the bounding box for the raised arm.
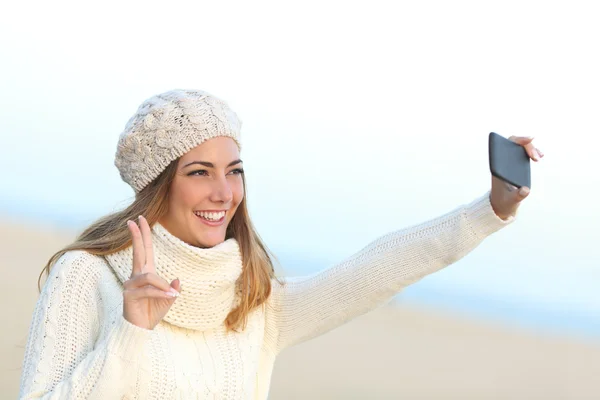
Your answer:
[18,251,151,400]
[264,192,513,353]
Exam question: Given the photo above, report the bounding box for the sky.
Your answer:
[1,0,599,336]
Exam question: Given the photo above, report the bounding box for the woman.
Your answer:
[18,89,543,399]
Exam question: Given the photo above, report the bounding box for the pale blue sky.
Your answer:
[1,0,598,335]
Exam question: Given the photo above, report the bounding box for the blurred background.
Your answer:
[1,0,599,398]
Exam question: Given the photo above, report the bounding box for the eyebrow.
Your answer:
[182,159,243,169]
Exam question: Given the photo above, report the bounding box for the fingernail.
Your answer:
[166,289,179,297]
[519,187,530,196]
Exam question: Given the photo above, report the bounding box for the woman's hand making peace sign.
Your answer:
[123,216,181,330]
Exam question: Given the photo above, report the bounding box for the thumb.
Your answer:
[516,186,530,202]
[171,278,181,293]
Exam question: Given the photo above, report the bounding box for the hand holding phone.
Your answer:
[487,132,544,220]
[488,132,531,189]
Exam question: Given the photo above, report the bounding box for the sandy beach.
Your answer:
[2,218,599,399]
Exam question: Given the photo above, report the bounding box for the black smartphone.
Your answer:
[488,132,531,189]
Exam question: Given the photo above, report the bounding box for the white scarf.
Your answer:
[105,222,243,331]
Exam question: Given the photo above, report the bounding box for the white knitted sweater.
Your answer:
[19,192,512,399]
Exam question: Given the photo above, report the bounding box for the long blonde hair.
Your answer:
[39,160,277,332]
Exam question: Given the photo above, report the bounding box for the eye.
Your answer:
[188,169,208,177]
[229,168,245,175]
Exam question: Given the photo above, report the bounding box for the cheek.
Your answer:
[233,181,244,205]
[170,180,202,211]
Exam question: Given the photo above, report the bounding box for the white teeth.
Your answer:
[195,211,225,221]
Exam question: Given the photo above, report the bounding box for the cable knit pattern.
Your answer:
[19,192,513,399]
[115,89,242,192]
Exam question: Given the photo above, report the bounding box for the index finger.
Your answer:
[138,215,156,274]
[127,220,145,277]
[508,135,534,145]
[508,135,538,161]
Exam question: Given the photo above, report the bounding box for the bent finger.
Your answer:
[508,135,534,145]
[124,272,176,294]
[526,145,540,161]
[534,147,544,159]
[124,286,179,301]
[509,136,539,161]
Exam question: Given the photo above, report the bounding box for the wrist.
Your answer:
[489,192,513,221]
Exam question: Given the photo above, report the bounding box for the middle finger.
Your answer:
[139,215,156,274]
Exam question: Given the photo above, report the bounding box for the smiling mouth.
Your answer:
[193,210,226,223]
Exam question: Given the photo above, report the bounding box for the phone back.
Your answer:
[488,132,531,189]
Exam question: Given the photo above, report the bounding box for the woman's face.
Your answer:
[159,136,244,248]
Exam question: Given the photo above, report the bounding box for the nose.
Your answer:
[209,175,233,204]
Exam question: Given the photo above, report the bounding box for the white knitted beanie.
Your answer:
[114,89,242,192]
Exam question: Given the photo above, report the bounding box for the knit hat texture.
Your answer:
[115,89,242,192]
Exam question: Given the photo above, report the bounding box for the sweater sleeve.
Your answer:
[18,251,152,400]
[264,192,514,353]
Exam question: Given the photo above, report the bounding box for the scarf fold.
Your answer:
[105,222,243,331]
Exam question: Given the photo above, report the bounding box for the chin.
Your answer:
[194,231,227,248]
